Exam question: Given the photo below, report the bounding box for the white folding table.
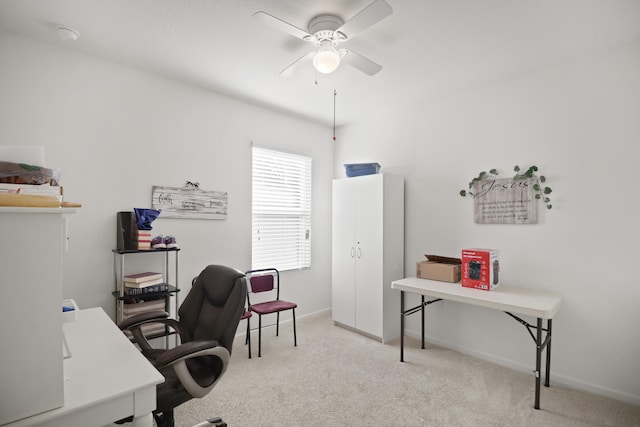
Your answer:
[391,277,562,410]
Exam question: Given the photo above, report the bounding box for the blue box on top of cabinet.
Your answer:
[344,163,381,177]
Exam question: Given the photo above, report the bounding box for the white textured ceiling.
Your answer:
[1,0,639,127]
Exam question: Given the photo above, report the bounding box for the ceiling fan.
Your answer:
[254,0,393,77]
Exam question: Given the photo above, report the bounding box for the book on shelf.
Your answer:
[124,277,164,289]
[0,183,63,205]
[134,230,152,250]
[124,284,169,296]
[0,182,61,196]
[118,299,166,338]
[134,230,152,239]
[123,271,163,284]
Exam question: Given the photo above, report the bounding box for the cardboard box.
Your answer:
[461,248,500,291]
[416,255,461,283]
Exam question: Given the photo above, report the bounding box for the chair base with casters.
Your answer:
[118,265,247,427]
[192,417,228,427]
[116,415,228,427]
[245,268,297,357]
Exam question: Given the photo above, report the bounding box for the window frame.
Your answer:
[251,145,312,271]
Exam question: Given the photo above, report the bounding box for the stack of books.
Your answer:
[123,271,168,296]
[118,298,166,338]
[134,229,152,250]
[0,183,62,207]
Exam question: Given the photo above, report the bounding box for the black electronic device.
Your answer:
[468,260,482,280]
[116,211,136,251]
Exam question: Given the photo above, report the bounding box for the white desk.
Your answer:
[391,277,562,410]
[6,307,164,427]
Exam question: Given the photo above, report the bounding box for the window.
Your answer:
[252,146,312,271]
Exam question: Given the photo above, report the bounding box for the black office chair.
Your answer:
[118,265,247,427]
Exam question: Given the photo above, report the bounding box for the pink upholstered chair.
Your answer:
[245,268,297,357]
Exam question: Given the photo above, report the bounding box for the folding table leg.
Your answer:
[400,291,405,362]
[545,319,553,387]
[421,295,425,349]
[535,317,542,409]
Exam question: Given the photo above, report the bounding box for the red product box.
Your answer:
[461,248,500,291]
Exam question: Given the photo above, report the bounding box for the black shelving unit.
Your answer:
[112,248,180,344]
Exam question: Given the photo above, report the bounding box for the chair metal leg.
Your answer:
[245,316,252,359]
[253,309,297,356]
[258,315,262,357]
[292,308,297,347]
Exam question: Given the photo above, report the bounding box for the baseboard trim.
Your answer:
[332,320,383,342]
[235,308,331,338]
[403,328,640,407]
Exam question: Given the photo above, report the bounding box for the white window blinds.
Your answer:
[252,146,312,271]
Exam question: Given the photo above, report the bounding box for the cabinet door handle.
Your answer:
[351,247,355,258]
[357,247,361,259]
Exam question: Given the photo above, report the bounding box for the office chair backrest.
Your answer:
[179,264,247,354]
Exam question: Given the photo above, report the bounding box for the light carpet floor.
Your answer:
[176,312,640,427]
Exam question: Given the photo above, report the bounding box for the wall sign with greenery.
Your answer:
[459,165,553,224]
[460,165,553,209]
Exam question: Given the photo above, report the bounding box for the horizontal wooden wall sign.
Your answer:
[151,185,227,220]
[473,177,537,224]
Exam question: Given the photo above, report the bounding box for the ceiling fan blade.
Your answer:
[253,11,312,40]
[336,0,393,39]
[279,51,316,76]
[341,49,382,76]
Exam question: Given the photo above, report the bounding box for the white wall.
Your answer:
[0,32,333,322]
[3,29,639,406]
[334,40,640,404]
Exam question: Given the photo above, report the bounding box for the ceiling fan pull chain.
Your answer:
[333,89,337,141]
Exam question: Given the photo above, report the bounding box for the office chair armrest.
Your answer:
[154,339,220,366]
[118,311,181,350]
[118,310,169,330]
[155,340,230,398]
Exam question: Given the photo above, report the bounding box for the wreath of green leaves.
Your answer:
[459,165,553,209]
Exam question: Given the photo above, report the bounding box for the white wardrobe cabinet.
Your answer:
[331,173,404,343]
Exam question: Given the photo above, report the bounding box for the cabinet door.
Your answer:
[0,211,65,424]
[353,175,384,336]
[332,179,357,327]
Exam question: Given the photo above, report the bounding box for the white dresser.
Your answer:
[0,207,75,425]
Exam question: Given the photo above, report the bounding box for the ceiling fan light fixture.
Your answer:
[255,0,393,77]
[313,41,341,74]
